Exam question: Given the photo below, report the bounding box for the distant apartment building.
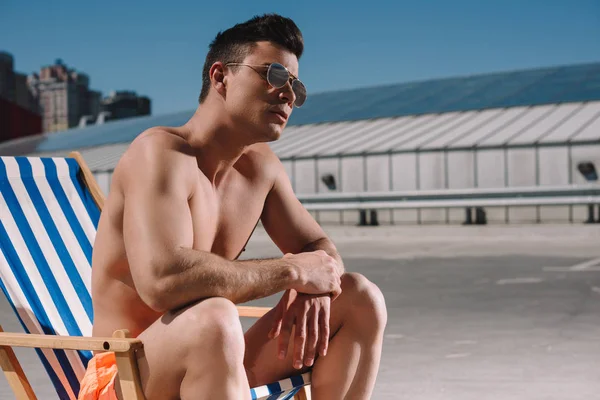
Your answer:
[0,52,42,142]
[0,52,39,113]
[27,59,101,132]
[100,90,151,121]
[0,52,16,102]
[1,53,152,140]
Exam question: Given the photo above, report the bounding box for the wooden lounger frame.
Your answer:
[0,152,309,400]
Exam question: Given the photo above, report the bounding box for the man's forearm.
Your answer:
[301,237,345,276]
[155,248,296,311]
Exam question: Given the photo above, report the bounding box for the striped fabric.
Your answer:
[0,156,310,400]
[0,156,97,400]
[251,372,311,400]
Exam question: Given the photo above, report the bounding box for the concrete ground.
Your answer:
[1,224,600,399]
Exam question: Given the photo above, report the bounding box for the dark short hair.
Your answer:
[198,14,304,103]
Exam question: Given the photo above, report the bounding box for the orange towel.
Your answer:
[78,352,119,400]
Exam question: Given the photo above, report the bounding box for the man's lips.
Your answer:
[271,110,289,120]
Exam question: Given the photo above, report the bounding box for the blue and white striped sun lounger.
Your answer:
[0,153,311,400]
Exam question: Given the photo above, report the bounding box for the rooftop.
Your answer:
[1,62,599,157]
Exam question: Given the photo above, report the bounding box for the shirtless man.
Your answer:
[85,14,387,400]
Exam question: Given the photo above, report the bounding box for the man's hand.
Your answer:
[284,250,342,299]
[269,290,332,369]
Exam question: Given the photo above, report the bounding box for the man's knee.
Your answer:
[341,272,387,328]
[178,297,245,359]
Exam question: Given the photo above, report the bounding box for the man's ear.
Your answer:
[210,62,227,97]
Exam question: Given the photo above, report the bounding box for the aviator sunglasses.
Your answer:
[225,62,307,107]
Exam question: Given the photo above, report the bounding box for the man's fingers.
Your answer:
[270,317,283,340]
[270,290,292,339]
[319,300,331,357]
[293,306,308,369]
[304,305,319,367]
[278,312,295,361]
[269,302,284,339]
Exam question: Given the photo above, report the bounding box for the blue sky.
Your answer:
[2,0,599,116]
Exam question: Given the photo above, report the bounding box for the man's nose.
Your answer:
[278,81,296,105]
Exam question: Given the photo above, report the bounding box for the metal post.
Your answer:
[504,147,509,224]
[362,154,368,192]
[370,210,379,226]
[473,149,479,188]
[568,144,573,223]
[535,145,541,223]
[463,207,473,225]
[473,149,479,226]
[444,150,449,224]
[475,207,488,225]
[358,151,366,226]
[388,151,394,190]
[416,151,421,225]
[362,153,376,226]
[584,204,595,223]
[314,157,319,194]
[363,154,367,229]
[415,152,421,189]
[359,210,368,226]
[389,151,394,225]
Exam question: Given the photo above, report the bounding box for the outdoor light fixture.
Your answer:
[577,161,599,223]
[321,174,337,191]
[577,161,598,182]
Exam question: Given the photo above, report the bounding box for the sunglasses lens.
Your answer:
[292,80,307,107]
[267,63,289,88]
[267,63,307,107]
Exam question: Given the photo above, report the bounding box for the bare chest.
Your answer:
[189,173,268,260]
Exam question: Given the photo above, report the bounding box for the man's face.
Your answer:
[224,41,300,142]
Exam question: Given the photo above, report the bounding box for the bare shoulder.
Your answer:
[119,127,196,170]
[113,127,198,194]
[242,142,286,184]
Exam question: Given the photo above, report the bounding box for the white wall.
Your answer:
[295,143,599,225]
[315,158,344,224]
[391,153,418,223]
[418,152,446,223]
[571,144,600,222]
[293,159,316,194]
[339,156,364,224]
[538,147,570,221]
[475,149,507,223]
[366,155,390,191]
[505,148,537,222]
[447,151,475,223]
[93,171,112,196]
[93,143,598,227]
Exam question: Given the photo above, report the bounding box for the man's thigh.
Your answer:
[134,298,242,399]
[129,310,189,399]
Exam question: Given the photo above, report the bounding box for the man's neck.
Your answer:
[182,104,253,186]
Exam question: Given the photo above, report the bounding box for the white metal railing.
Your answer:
[297,184,600,211]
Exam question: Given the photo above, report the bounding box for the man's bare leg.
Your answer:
[244,272,387,399]
[135,297,251,400]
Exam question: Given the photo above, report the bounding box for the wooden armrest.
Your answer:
[0,326,146,400]
[236,306,272,318]
[0,332,142,353]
